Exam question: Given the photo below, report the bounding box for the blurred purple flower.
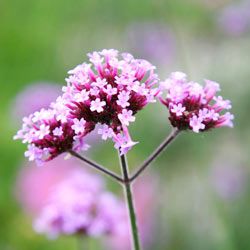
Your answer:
[33,171,122,238]
[125,22,175,65]
[16,155,82,215]
[16,157,158,243]
[211,164,246,200]
[11,82,62,122]
[218,1,250,36]
[16,154,125,239]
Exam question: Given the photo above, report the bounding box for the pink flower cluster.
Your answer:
[14,108,92,165]
[14,49,160,163]
[160,72,234,133]
[33,168,125,239]
[64,49,159,154]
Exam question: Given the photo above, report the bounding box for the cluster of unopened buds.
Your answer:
[14,49,234,250]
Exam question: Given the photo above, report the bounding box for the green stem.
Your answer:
[119,153,141,250]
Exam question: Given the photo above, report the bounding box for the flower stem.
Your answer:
[130,128,180,182]
[119,152,141,250]
[69,150,124,184]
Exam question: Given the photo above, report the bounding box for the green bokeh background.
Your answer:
[1,0,249,249]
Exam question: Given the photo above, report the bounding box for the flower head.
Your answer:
[14,108,92,164]
[32,168,124,239]
[160,72,234,133]
[61,49,159,154]
[98,124,114,140]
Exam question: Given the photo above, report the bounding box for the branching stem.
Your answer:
[130,128,180,182]
[69,150,124,184]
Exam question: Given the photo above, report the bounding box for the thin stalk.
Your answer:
[130,128,180,182]
[69,150,124,184]
[119,153,141,250]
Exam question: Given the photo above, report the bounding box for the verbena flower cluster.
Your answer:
[33,169,125,239]
[14,49,160,163]
[160,72,234,133]
[14,50,234,164]
[14,108,92,165]
[64,49,159,154]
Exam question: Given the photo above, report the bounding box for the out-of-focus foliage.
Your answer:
[0,0,249,249]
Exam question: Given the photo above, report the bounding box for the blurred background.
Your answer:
[1,0,250,249]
